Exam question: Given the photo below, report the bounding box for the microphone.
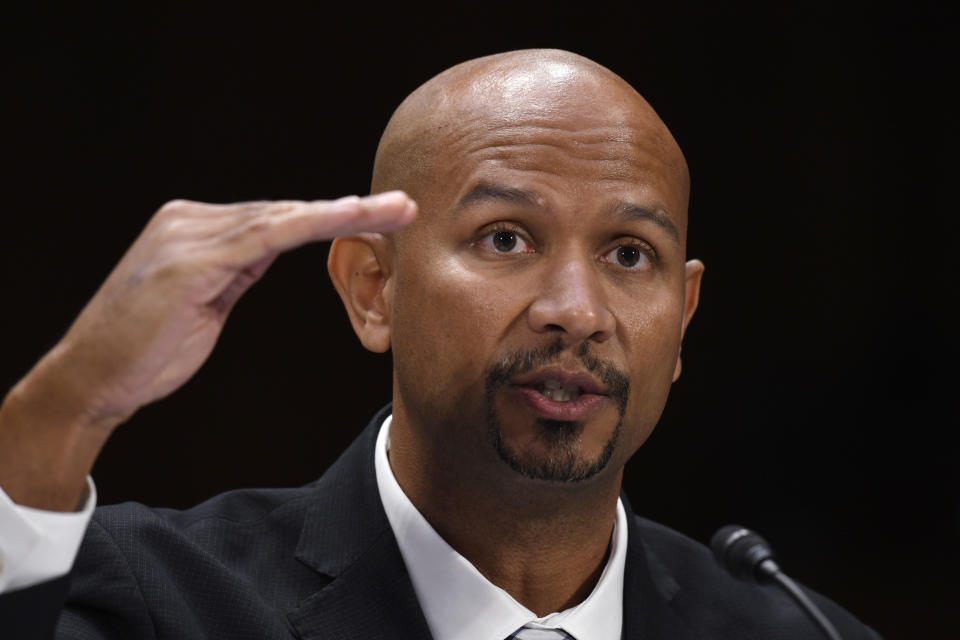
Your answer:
[710,525,843,640]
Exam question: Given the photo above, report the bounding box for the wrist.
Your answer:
[0,347,121,510]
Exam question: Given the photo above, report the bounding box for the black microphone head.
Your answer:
[710,524,779,583]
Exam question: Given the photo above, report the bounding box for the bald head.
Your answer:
[371,49,689,230]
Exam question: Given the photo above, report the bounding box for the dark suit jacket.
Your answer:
[2,405,881,639]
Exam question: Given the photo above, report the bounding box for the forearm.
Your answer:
[0,346,119,512]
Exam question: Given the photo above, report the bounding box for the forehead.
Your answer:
[428,93,687,228]
[450,116,672,181]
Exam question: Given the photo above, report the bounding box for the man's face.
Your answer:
[387,71,696,486]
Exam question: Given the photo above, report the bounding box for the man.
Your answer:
[0,49,880,638]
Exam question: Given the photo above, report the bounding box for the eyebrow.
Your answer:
[612,202,681,246]
[456,181,542,209]
[455,180,681,245]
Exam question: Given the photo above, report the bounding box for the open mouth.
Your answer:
[536,379,583,403]
[507,367,610,421]
[513,368,607,400]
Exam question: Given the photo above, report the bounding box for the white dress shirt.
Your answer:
[0,477,95,593]
[375,415,627,640]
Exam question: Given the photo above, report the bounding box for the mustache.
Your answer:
[484,339,630,411]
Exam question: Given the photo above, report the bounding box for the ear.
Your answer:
[327,234,394,353]
[673,259,705,382]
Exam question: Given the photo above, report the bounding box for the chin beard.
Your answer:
[484,340,630,483]
[489,415,622,482]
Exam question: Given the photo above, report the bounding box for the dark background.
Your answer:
[2,3,956,637]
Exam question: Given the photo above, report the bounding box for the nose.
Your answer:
[527,254,615,345]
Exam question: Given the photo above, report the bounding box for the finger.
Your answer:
[213,191,417,265]
[325,191,419,235]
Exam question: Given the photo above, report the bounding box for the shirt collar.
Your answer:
[374,414,627,640]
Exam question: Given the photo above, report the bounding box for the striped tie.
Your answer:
[505,627,575,639]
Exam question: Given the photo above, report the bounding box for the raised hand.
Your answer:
[0,192,416,510]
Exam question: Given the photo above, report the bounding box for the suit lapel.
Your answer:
[287,530,431,639]
[286,405,433,639]
[620,494,699,640]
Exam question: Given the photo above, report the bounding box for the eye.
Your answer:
[602,241,654,269]
[477,224,533,254]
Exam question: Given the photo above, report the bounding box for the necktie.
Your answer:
[506,627,575,639]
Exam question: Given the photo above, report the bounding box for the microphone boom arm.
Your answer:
[711,525,845,640]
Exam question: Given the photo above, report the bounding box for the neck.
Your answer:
[387,409,622,616]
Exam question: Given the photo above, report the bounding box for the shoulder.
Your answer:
[86,482,323,577]
[630,515,883,639]
[93,483,318,537]
[84,484,327,590]
[64,483,332,637]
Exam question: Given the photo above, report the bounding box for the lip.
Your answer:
[509,366,610,422]
[512,386,609,421]
[510,367,609,396]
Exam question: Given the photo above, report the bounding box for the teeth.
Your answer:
[539,380,581,402]
[543,387,573,402]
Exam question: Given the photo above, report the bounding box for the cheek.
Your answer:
[390,254,527,406]
[616,290,685,440]
[620,294,684,366]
